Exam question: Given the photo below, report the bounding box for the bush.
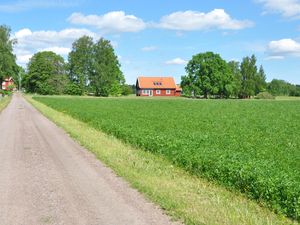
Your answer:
[64,83,83,96]
[122,84,133,96]
[0,89,12,96]
[255,92,275,99]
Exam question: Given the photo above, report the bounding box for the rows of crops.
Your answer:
[34,96,300,220]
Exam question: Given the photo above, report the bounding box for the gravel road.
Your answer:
[0,94,176,225]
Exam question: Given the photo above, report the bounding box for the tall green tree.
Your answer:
[0,25,18,85]
[240,55,257,98]
[68,36,94,95]
[90,38,125,96]
[254,65,267,95]
[182,52,233,98]
[228,61,242,98]
[16,66,26,90]
[25,51,68,95]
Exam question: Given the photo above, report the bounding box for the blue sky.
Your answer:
[1,0,300,85]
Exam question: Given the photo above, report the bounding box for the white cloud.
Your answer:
[40,47,71,55]
[242,41,267,52]
[157,9,254,31]
[68,11,146,33]
[13,28,98,66]
[17,54,33,64]
[264,56,285,60]
[256,0,300,17]
[165,58,187,65]
[110,41,118,48]
[0,0,79,12]
[267,38,300,58]
[141,46,157,52]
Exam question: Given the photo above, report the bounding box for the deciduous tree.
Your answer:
[0,25,18,85]
[68,36,94,95]
[90,38,125,96]
[182,52,233,98]
[25,51,68,95]
[228,61,242,98]
[255,65,267,95]
[240,55,257,98]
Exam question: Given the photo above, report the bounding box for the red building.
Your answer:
[1,77,14,91]
[136,76,182,97]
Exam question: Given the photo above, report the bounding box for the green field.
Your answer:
[33,96,300,220]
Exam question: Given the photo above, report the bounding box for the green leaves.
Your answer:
[182,52,234,98]
[268,79,300,96]
[68,36,125,97]
[182,52,268,99]
[0,25,18,83]
[68,35,94,94]
[22,36,125,97]
[25,51,67,95]
[91,38,124,96]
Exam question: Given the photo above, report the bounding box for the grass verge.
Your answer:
[26,95,297,225]
[0,96,11,112]
[275,96,300,100]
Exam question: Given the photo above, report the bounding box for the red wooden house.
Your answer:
[136,76,182,97]
[1,77,14,91]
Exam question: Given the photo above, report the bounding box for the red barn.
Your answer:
[2,77,14,91]
[136,76,182,97]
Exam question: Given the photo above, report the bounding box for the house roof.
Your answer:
[137,76,177,89]
[3,77,13,82]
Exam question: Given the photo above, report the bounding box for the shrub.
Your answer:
[0,89,12,96]
[255,92,275,99]
[64,83,83,96]
[122,84,133,96]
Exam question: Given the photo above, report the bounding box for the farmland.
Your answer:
[33,96,300,220]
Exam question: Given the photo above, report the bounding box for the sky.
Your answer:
[1,0,300,85]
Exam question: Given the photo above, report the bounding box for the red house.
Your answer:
[2,77,14,91]
[136,76,182,97]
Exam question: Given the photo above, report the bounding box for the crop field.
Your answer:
[33,96,300,220]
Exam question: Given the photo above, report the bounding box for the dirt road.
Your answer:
[0,94,175,225]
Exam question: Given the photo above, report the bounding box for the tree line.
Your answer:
[181,52,267,98]
[267,79,300,96]
[23,36,133,96]
[0,24,299,98]
[181,52,300,98]
[0,25,133,96]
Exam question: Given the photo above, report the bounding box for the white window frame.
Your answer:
[156,90,161,95]
[142,89,153,96]
[166,89,171,95]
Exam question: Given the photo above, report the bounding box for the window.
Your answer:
[153,82,162,86]
[166,90,171,95]
[156,90,161,95]
[143,90,148,95]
